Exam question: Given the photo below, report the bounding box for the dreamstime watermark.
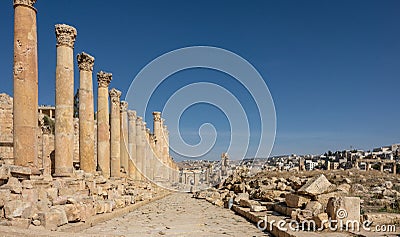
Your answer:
[257,209,396,233]
[125,46,276,190]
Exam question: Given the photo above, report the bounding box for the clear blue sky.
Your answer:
[0,0,399,160]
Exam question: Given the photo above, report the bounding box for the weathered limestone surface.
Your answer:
[285,193,310,208]
[54,24,77,177]
[0,94,13,164]
[145,128,152,179]
[152,112,164,180]
[109,88,122,177]
[120,101,129,176]
[297,174,332,196]
[326,196,361,223]
[0,165,163,231]
[135,117,144,180]
[141,122,148,179]
[77,52,95,173]
[152,112,161,159]
[41,126,52,179]
[13,0,39,171]
[96,72,112,178]
[127,110,138,179]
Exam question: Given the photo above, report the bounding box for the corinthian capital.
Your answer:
[109,88,122,105]
[136,116,143,124]
[120,101,128,112]
[55,24,77,48]
[97,71,112,88]
[152,111,161,122]
[13,0,37,9]
[77,52,95,71]
[127,110,137,121]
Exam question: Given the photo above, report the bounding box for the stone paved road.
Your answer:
[83,193,270,237]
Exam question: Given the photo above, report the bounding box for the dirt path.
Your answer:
[83,192,269,237]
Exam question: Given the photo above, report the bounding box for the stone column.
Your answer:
[13,0,39,171]
[127,110,138,179]
[135,117,144,180]
[380,163,384,173]
[136,116,146,180]
[97,71,112,178]
[109,88,122,177]
[161,119,169,180]
[163,124,171,181]
[145,128,152,178]
[41,126,52,180]
[162,124,169,160]
[77,52,95,173]
[54,24,77,177]
[142,122,148,179]
[394,164,397,175]
[152,112,162,158]
[120,101,129,176]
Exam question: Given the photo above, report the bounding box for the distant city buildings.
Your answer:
[177,143,400,182]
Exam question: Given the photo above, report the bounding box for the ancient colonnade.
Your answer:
[12,0,179,183]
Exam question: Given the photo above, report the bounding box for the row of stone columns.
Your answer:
[11,0,180,182]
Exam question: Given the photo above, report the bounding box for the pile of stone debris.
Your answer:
[195,169,400,235]
[0,164,159,230]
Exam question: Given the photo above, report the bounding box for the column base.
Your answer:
[53,167,74,177]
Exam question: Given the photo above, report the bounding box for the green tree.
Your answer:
[43,115,55,134]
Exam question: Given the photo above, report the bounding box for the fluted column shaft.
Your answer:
[13,0,39,170]
[97,72,112,178]
[54,24,77,177]
[120,101,129,175]
[77,52,95,173]
[109,88,122,177]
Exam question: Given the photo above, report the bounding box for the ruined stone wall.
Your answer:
[0,94,85,170]
[0,93,13,164]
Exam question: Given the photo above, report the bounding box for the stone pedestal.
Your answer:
[109,88,121,177]
[96,71,112,178]
[127,110,138,179]
[120,101,129,176]
[77,52,95,173]
[54,24,77,177]
[13,0,39,171]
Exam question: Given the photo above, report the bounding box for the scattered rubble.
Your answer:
[0,164,163,230]
[195,168,400,236]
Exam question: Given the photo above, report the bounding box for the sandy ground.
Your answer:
[83,192,270,237]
